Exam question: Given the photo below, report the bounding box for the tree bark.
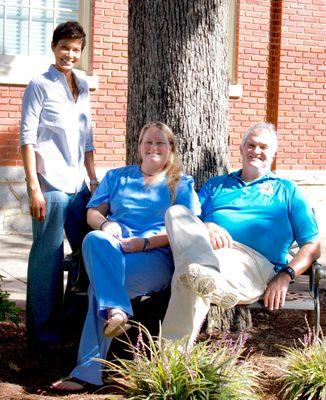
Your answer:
[206,306,252,333]
[127,0,229,186]
[127,0,252,333]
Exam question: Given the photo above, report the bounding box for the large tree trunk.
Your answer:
[127,0,229,185]
[127,0,251,334]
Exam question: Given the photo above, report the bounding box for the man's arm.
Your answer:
[20,81,46,221]
[21,145,46,222]
[264,240,321,311]
[84,150,98,194]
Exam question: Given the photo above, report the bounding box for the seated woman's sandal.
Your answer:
[51,376,101,392]
[103,309,131,337]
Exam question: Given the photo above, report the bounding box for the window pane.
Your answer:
[57,0,79,11]
[55,1,79,26]
[4,1,29,5]
[6,6,28,55]
[30,8,53,56]
[56,10,78,25]
[32,0,54,7]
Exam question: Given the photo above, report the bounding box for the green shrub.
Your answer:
[278,330,326,400]
[99,324,261,400]
[0,275,21,324]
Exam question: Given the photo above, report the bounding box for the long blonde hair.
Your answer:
[138,121,181,204]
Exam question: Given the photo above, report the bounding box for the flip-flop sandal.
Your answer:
[50,376,101,393]
[103,311,131,338]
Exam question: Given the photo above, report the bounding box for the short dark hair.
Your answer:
[52,21,86,50]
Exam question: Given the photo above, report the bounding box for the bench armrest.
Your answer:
[309,260,326,297]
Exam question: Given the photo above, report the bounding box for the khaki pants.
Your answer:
[161,205,276,343]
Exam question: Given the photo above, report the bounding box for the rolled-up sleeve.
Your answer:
[20,81,44,146]
[175,175,201,215]
[289,185,319,246]
[85,125,94,152]
[87,170,113,208]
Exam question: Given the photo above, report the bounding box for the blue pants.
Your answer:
[70,230,174,385]
[26,184,90,345]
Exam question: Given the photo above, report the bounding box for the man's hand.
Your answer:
[102,221,122,240]
[29,188,46,221]
[264,272,291,311]
[205,222,233,249]
[121,237,144,253]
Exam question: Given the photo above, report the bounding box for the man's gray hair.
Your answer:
[240,122,278,153]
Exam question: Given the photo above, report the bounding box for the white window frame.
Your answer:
[228,0,242,98]
[0,0,98,88]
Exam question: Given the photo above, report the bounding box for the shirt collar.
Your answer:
[230,169,277,184]
[48,64,84,93]
[49,64,65,81]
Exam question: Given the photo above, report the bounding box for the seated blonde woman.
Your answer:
[52,121,200,391]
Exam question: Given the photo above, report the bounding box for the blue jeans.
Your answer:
[26,184,90,345]
[70,230,174,385]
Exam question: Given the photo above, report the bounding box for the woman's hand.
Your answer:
[102,221,122,240]
[29,188,46,221]
[120,237,145,253]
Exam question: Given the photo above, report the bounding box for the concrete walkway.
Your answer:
[1,226,325,311]
[0,234,71,309]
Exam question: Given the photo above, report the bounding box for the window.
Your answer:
[0,0,95,86]
[0,0,79,56]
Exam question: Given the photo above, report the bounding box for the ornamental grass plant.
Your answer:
[277,329,326,400]
[99,324,261,400]
[0,275,20,324]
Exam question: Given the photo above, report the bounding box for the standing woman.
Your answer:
[20,21,98,348]
[52,121,201,391]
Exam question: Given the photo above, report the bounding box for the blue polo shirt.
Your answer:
[199,170,319,269]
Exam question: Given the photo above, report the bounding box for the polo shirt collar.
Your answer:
[230,169,277,185]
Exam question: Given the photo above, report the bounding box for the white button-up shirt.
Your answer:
[20,65,94,193]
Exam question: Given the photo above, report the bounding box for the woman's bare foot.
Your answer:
[51,377,85,391]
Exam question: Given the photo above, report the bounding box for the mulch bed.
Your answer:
[0,292,325,400]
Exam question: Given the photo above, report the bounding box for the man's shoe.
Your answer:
[211,291,238,310]
[180,263,217,296]
[180,263,238,309]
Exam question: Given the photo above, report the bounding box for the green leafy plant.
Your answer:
[278,330,326,400]
[0,275,21,324]
[98,324,261,399]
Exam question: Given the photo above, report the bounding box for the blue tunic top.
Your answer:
[199,170,319,269]
[87,165,201,238]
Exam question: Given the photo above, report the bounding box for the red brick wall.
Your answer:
[90,0,128,168]
[276,0,325,170]
[1,0,324,172]
[229,0,326,170]
[0,86,24,166]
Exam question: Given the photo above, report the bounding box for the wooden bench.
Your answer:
[245,261,325,332]
[63,248,325,336]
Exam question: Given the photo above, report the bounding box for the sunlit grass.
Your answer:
[98,324,262,400]
[278,329,326,400]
